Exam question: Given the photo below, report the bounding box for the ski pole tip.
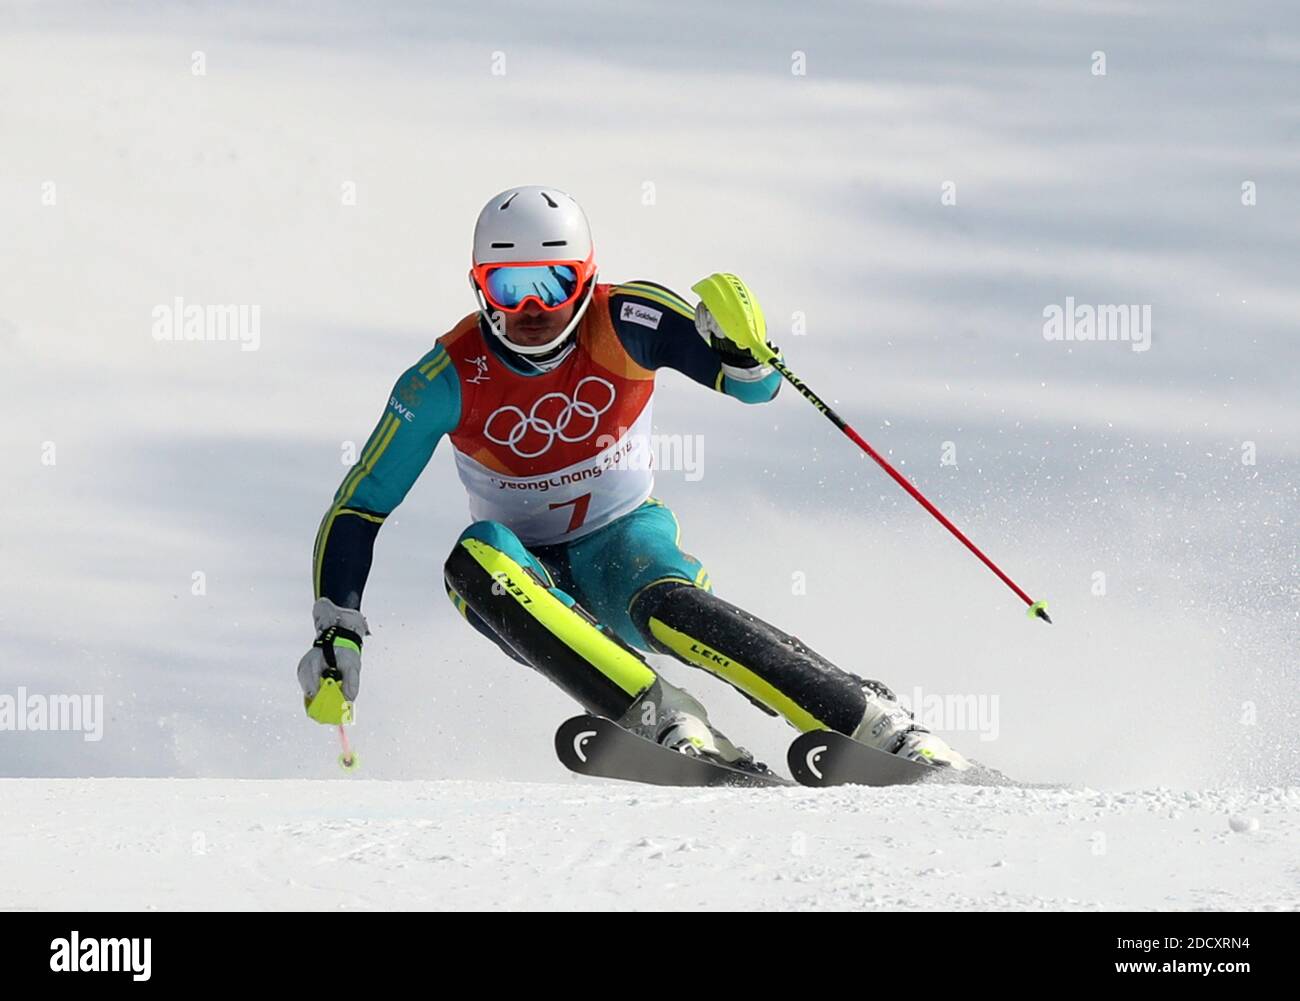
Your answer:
[336,723,358,772]
[1027,599,1052,624]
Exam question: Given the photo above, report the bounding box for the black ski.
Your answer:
[555,715,792,788]
[788,729,935,786]
[788,729,1028,787]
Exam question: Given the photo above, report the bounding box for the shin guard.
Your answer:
[631,580,868,734]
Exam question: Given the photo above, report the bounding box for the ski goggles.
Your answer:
[471,261,589,313]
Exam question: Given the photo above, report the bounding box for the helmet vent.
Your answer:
[540,192,559,208]
[490,241,515,248]
[499,192,519,210]
[541,239,567,247]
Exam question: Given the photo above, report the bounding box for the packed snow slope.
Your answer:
[3,778,1296,911]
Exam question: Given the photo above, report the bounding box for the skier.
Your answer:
[298,185,966,774]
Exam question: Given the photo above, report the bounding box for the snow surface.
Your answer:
[3,778,1296,910]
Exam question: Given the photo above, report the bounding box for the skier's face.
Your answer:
[503,298,576,348]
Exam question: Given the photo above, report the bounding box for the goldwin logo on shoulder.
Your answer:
[620,302,662,330]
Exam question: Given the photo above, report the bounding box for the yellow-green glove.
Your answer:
[692,273,778,366]
[297,597,367,725]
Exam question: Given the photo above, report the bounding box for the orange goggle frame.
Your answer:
[470,257,596,313]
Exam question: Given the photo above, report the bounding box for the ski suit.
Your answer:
[313,280,875,734]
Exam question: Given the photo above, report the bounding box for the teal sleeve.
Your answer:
[720,367,782,404]
[312,344,462,607]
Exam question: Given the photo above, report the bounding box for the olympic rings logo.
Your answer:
[483,376,617,458]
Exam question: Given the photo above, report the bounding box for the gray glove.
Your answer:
[297,597,369,703]
[695,302,777,373]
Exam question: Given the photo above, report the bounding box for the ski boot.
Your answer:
[619,678,777,778]
[850,678,970,771]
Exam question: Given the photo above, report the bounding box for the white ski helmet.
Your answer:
[469,185,598,360]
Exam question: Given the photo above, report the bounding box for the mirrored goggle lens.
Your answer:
[484,264,580,309]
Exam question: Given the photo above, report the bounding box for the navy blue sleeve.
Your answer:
[607,280,781,403]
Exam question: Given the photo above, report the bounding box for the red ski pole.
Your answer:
[770,357,1051,623]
